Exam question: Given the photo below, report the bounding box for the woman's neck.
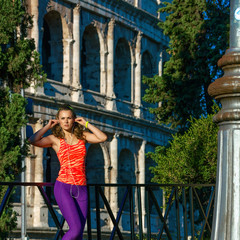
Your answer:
[64,132,72,138]
[63,130,79,145]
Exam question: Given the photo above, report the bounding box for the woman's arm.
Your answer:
[75,118,107,144]
[28,120,59,148]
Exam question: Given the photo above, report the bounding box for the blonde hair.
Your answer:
[51,104,85,140]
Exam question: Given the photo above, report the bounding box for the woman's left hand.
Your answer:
[75,117,107,143]
[75,117,87,127]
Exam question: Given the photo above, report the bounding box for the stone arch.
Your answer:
[114,38,131,102]
[86,144,105,184]
[81,24,101,92]
[42,11,63,82]
[145,149,162,214]
[118,148,136,211]
[45,148,60,203]
[141,50,154,107]
[86,143,105,208]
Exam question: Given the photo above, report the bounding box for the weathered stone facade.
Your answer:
[15,0,173,237]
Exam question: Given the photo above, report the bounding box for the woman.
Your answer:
[28,104,107,240]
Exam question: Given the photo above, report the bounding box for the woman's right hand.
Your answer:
[46,119,59,129]
[28,119,59,148]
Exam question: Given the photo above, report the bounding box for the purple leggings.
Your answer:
[54,180,88,240]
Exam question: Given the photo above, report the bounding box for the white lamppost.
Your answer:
[208,1,240,239]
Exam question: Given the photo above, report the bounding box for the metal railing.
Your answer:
[0,182,215,240]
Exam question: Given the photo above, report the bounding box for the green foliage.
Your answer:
[143,0,229,130]
[0,1,46,237]
[135,234,159,240]
[0,206,17,239]
[148,110,218,237]
[0,88,28,239]
[0,0,46,91]
[149,110,218,185]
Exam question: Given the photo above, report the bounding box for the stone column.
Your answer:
[139,140,146,232]
[134,32,143,118]
[33,120,45,227]
[131,55,135,104]
[110,134,119,221]
[62,38,74,85]
[135,0,142,8]
[158,51,163,76]
[208,1,240,239]
[28,0,39,94]
[26,152,34,206]
[101,144,110,203]
[31,0,39,51]
[92,20,108,95]
[72,4,84,102]
[100,39,108,96]
[106,18,116,111]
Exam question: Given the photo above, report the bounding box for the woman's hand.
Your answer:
[46,119,59,129]
[28,119,59,146]
[75,117,87,127]
[75,117,107,143]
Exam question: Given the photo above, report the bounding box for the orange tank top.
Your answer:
[56,138,87,185]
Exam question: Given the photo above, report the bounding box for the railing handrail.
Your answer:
[0,182,215,240]
[0,181,215,187]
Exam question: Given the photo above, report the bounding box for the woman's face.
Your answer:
[58,110,75,131]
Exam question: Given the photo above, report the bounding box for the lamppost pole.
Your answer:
[208,0,240,239]
[20,88,26,240]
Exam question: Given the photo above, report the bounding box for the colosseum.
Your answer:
[13,0,173,239]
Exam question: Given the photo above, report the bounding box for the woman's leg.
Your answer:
[70,184,88,238]
[54,181,88,240]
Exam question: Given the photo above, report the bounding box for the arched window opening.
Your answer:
[42,11,63,82]
[118,149,135,211]
[42,19,51,78]
[86,144,105,208]
[45,148,60,204]
[145,154,163,215]
[141,51,154,107]
[81,25,100,92]
[114,38,131,101]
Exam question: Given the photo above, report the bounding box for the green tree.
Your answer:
[0,0,45,238]
[149,112,218,185]
[0,0,45,91]
[148,111,218,238]
[143,0,229,130]
[0,89,27,238]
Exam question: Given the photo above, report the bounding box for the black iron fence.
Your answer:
[0,182,215,240]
